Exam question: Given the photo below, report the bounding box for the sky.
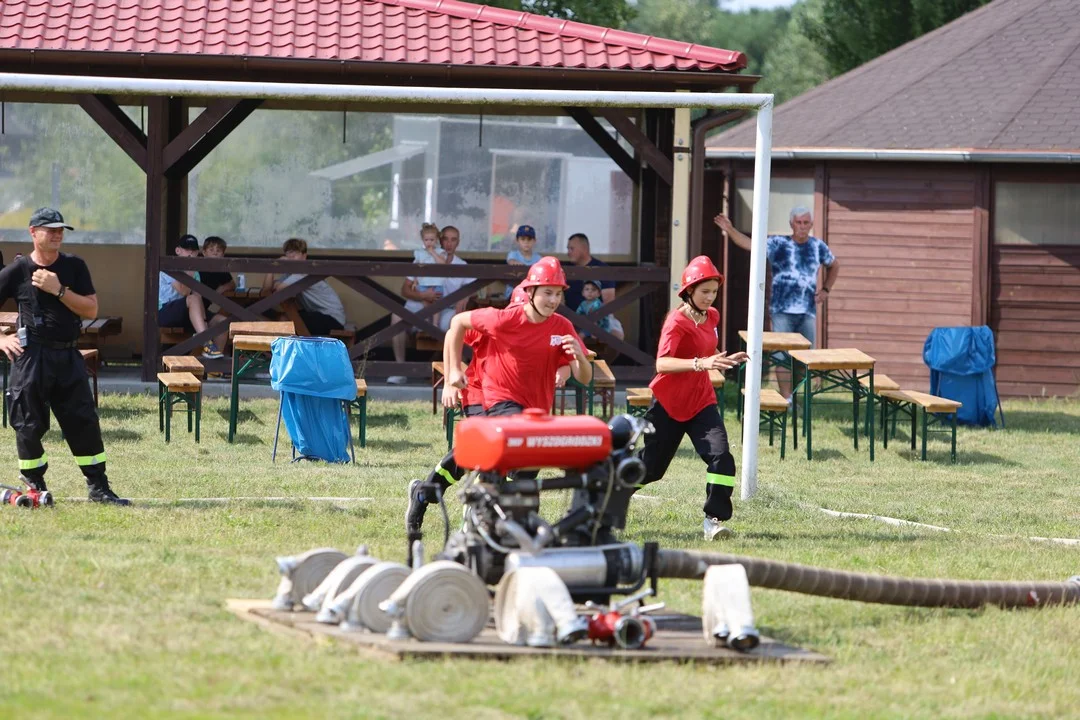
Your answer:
[724,0,798,10]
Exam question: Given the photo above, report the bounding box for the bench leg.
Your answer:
[852,386,859,451]
[158,381,165,433]
[195,391,201,444]
[921,407,928,461]
[780,410,787,460]
[358,395,367,449]
[768,412,775,446]
[951,412,957,464]
[187,393,193,434]
[164,392,172,443]
[910,405,916,452]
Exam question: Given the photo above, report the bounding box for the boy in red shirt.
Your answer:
[457,283,529,415]
[638,256,748,540]
[406,260,591,542]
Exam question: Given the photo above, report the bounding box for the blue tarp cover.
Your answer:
[270,337,356,462]
[923,326,1000,428]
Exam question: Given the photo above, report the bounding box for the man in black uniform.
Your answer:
[0,208,129,505]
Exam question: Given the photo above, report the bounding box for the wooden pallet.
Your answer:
[226,599,829,666]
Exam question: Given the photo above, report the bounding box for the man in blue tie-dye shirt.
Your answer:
[714,207,840,399]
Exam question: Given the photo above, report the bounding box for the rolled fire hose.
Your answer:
[302,552,377,612]
[340,561,411,632]
[702,565,759,652]
[380,560,489,643]
[494,567,589,647]
[272,548,349,610]
[657,550,1080,609]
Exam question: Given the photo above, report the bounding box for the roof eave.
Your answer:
[0,48,759,93]
[705,147,1080,164]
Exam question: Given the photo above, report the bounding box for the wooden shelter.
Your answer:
[0,0,757,381]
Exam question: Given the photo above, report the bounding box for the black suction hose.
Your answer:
[655,550,1080,609]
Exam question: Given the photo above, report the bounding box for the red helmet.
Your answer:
[509,282,529,305]
[520,256,568,290]
[678,256,723,295]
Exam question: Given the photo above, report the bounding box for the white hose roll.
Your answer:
[302,554,378,612]
[340,562,411,633]
[494,567,586,647]
[702,564,757,649]
[381,561,489,643]
[271,548,348,610]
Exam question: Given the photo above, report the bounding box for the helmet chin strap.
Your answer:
[683,291,706,315]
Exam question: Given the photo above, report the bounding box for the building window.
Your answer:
[734,177,816,236]
[994,182,1080,246]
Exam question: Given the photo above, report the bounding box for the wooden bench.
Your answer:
[709,369,727,416]
[79,316,123,353]
[416,333,442,353]
[558,356,616,418]
[330,323,358,349]
[162,355,205,379]
[740,388,790,459]
[157,372,202,443]
[625,387,653,417]
[855,373,900,435]
[878,389,962,462]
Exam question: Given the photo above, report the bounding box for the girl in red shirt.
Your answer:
[407,261,591,542]
[639,256,748,540]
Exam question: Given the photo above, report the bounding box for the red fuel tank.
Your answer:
[453,409,612,474]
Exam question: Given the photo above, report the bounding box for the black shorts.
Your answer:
[158,298,193,332]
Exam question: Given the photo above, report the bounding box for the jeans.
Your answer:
[770,312,816,364]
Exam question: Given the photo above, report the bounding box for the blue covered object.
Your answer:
[270,337,357,463]
[923,326,1003,428]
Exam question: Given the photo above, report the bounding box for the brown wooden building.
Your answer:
[704,0,1080,398]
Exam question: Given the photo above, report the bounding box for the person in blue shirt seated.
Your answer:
[157,235,224,359]
[504,224,540,297]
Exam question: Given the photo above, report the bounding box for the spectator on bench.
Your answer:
[261,238,346,336]
[158,234,224,359]
[199,235,234,354]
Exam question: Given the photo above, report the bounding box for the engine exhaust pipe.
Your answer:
[657,550,1080,609]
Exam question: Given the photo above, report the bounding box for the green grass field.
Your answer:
[1,392,1078,719]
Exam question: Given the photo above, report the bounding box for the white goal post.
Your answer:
[0,72,773,499]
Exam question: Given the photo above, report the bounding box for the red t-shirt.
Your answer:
[461,329,485,407]
[469,305,581,411]
[649,306,720,422]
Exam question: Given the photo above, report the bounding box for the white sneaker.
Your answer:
[386,376,408,385]
[704,516,733,541]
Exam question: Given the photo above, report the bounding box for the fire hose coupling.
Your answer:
[495,566,590,648]
[271,547,349,611]
[585,588,665,650]
[1,480,54,509]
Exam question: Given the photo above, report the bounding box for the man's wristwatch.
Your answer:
[823,287,830,294]
[56,286,67,299]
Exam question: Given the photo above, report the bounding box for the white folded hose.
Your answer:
[338,561,411,633]
[380,560,490,643]
[271,548,349,610]
[702,564,759,652]
[302,552,376,612]
[494,567,588,647]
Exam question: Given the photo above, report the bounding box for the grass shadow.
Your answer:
[366,412,411,428]
[216,408,263,424]
[101,428,144,442]
[97,406,152,420]
[365,438,432,452]
[217,432,264,446]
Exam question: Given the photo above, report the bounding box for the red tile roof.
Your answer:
[0,0,746,73]
[707,0,1080,153]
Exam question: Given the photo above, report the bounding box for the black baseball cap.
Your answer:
[516,224,536,239]
[177,234,200,251]
[29,207,74,230]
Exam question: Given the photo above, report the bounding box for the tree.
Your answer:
[757,0,830,105]
[477,0,635,28]
[801,0,993,76]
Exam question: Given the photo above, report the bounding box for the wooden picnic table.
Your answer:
[788,348,877,462]
[228,326,294,443]
[735,330,813,420]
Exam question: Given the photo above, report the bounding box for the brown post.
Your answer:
[814,161,829,349]
[142,98,167,382]
[971,165,991,326]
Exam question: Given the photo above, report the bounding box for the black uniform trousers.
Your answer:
[639,400,735,521]
[10,344,107,483]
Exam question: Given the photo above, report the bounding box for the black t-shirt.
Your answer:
[0,253,95,342]
[565,257,616,310]
[200,271,233,293]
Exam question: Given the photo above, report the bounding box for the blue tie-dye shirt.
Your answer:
[766,235,835,316]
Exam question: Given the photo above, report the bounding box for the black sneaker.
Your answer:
[405,479,427,538]
[20,475,47,492]
[88,481,132,506]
